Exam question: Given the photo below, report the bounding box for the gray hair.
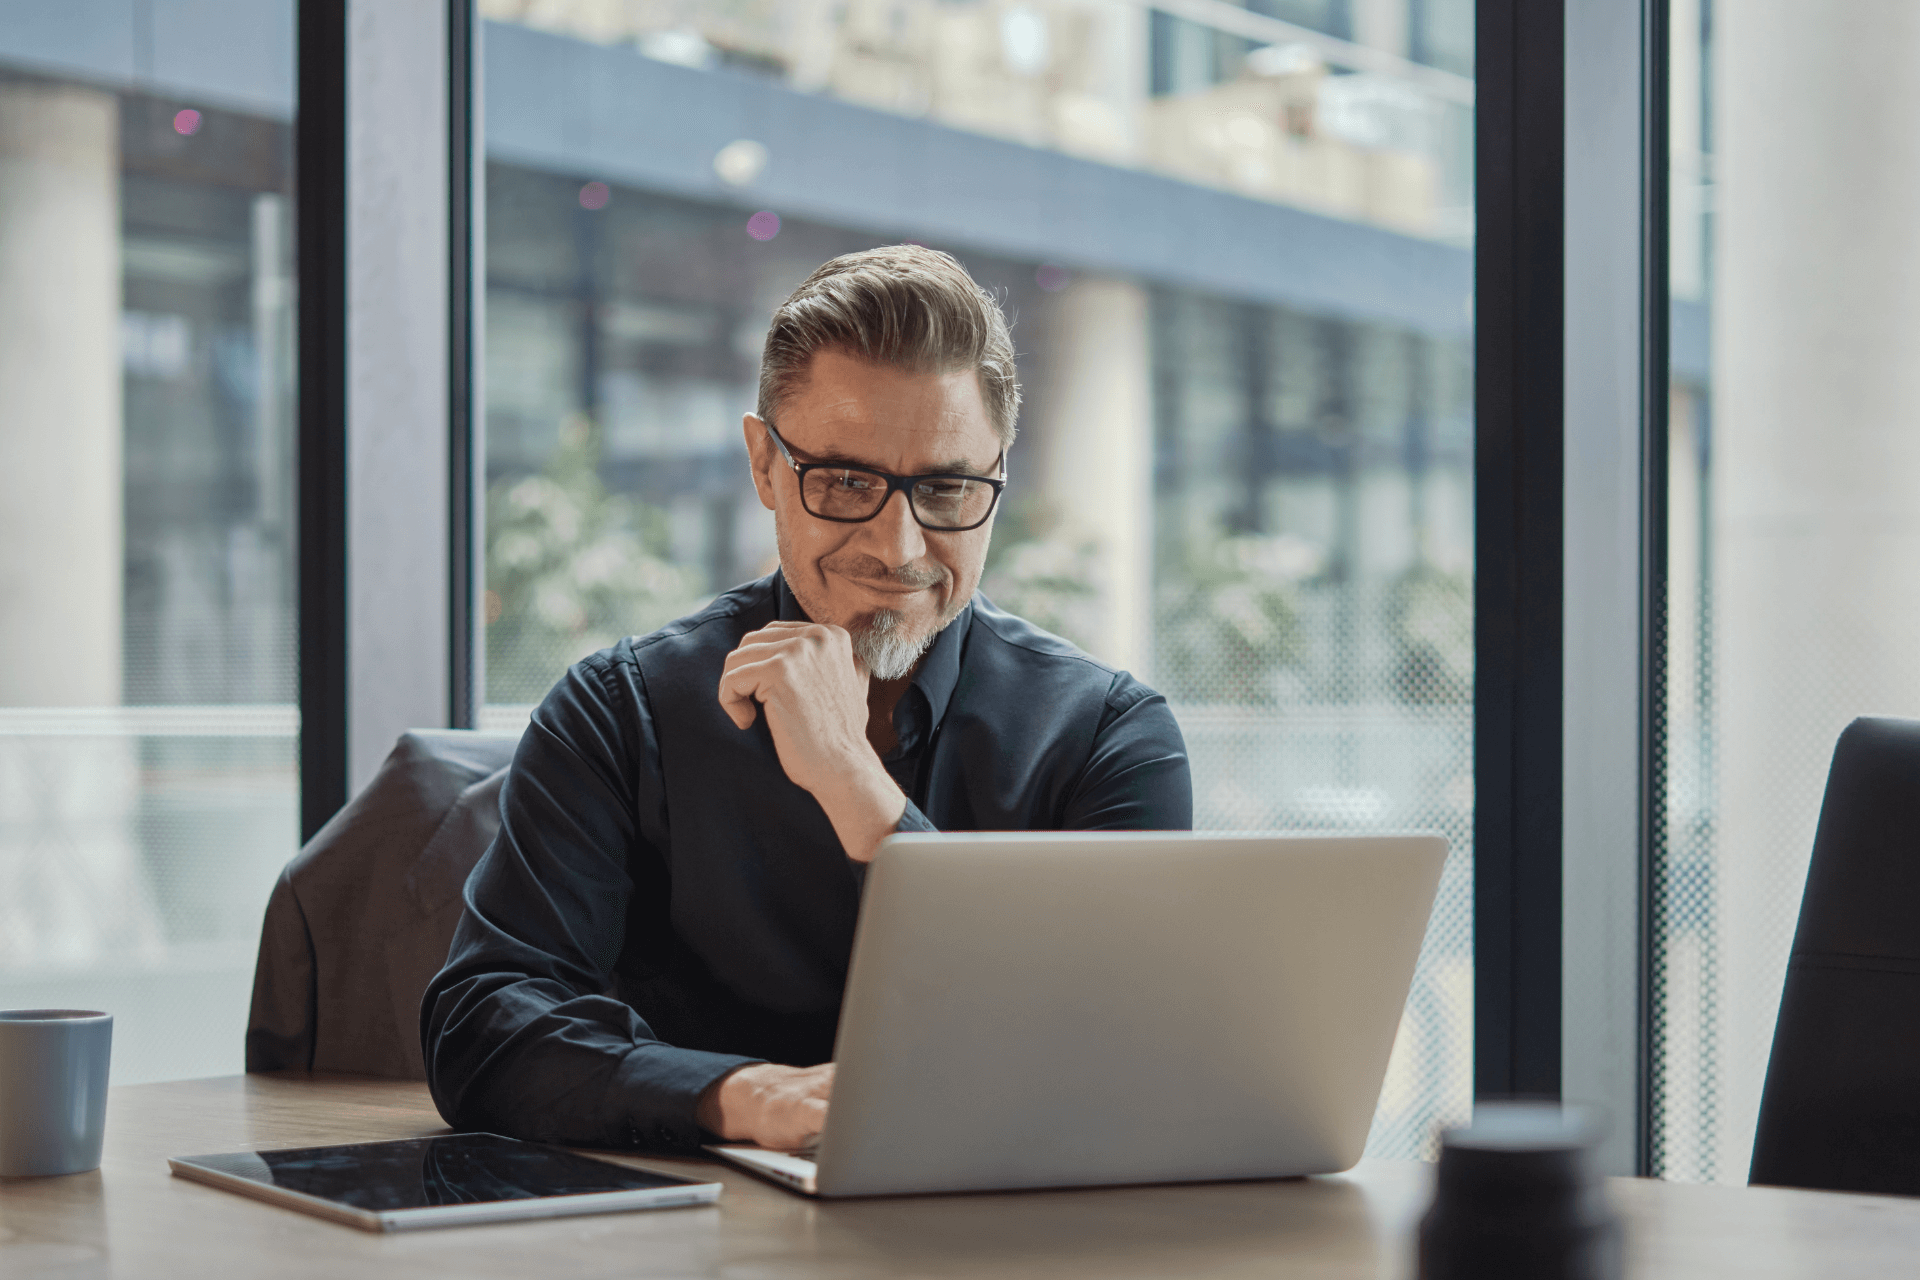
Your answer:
[756,245,1021,450]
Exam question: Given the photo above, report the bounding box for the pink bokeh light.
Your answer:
[578,181,610,210]
[1035,263,1070,293]
[173,109,202,136]
[746,210,781,241]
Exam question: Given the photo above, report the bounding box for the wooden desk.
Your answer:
[4,1075,1919,1278]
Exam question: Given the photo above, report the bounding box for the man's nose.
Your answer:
[861,486,928,568]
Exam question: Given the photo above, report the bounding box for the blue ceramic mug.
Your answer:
[0,1009,113,1177]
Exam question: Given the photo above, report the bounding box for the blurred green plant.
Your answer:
[485,416,708,704]
[1388,562,1472,704]
[1154,533,1313,705]
[979,498,1104,654]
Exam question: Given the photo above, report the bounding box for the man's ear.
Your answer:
[743,413,777,512]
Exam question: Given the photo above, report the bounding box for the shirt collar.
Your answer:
[773,570,971,732]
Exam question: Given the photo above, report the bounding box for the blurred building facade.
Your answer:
[0,0,1477,1160]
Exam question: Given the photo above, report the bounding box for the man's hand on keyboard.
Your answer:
[696,1062,835,1152]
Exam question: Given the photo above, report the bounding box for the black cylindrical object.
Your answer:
[1418,1103,1622,1280]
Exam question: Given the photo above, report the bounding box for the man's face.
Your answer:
[744,348,1003,676]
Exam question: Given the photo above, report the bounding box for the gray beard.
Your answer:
[851,608,936,681]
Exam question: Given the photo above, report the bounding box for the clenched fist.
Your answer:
[717,620,906,860]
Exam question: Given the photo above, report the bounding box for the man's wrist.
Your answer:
[696,1064,756,1140]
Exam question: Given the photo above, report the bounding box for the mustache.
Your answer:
[822,552,947,590]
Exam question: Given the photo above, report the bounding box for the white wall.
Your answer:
[1712,0,1920,1181]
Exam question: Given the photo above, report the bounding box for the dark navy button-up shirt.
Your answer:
[421,571,1192,1153]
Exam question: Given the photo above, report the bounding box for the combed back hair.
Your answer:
[757,245,1021,451]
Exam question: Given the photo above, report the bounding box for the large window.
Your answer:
[478,0,1475,1157]
[0,4,297,1084]
[1653,0,1920,1182]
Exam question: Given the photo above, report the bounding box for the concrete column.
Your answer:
[0,80,158,971]
[1352,0,1410,58]
[1027,275,1153,677]
[1713,0,1920,1181]
[0,79,121,708]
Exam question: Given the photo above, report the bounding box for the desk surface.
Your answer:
[3,1074,1919,1278]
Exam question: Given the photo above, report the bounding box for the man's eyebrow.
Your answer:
[789,442,999,476]
[789,442,875,467]
[931,456,996,476]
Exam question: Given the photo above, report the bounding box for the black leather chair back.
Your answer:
[1750,716,1920,1193]
[247,729,521,1078]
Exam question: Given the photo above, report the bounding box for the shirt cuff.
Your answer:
[895,800,939,833]
[616,1043,763,1153]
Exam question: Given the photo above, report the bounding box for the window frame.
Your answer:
[1475,0,1669,1175]
[297,0,475,837]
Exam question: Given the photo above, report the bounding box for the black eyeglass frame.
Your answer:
[761,419,1008,532]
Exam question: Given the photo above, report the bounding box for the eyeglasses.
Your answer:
[762,420,1007,532]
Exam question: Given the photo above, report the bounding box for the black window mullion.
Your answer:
[297,0,350,841]
[1473,0,1567,1101]
[1638,0,1673,1177]
[449,0,479,729]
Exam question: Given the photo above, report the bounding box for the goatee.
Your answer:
[850,608,935,681]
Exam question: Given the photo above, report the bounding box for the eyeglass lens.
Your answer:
[802,467,997,529]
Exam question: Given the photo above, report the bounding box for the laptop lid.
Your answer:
[808,831,1445,1198]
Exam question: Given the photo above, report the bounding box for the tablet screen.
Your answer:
[179,1133,699,1212]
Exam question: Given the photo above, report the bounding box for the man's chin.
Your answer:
[850,611,935,681]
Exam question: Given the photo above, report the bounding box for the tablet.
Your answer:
[168,1132,721,1232]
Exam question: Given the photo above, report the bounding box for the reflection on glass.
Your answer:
[0,12,298,1085]
[481,0,1474,1157]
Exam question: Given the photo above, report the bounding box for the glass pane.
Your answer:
[480,0,1474,1156]
[1654,0,1920,1181]
[0,5,298,1083]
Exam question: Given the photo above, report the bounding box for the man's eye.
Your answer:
[915,480,968,498]
[832,472,877,491]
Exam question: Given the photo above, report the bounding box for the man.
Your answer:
[422,245,1192,1155]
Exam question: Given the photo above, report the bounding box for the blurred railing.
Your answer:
[0,704,298,1083]
[0,704,299,738]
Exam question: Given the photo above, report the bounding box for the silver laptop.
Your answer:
[707,830,1445,1198]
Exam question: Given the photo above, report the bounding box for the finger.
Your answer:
[736,621,824,648]
[716,666,769,729]
[719,654,791,701]
[807,1064,836,1097]
[782,1099,829,1150]
[718,689,757,730]
[717,652,802,729]
[810,626,863,680]
[721,636,828,682]
[722,636,802,670]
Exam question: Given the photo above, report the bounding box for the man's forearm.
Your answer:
[809,755,907,862]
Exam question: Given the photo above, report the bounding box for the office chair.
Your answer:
[246,729,521,1078]
[1750,716,1920,1194]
